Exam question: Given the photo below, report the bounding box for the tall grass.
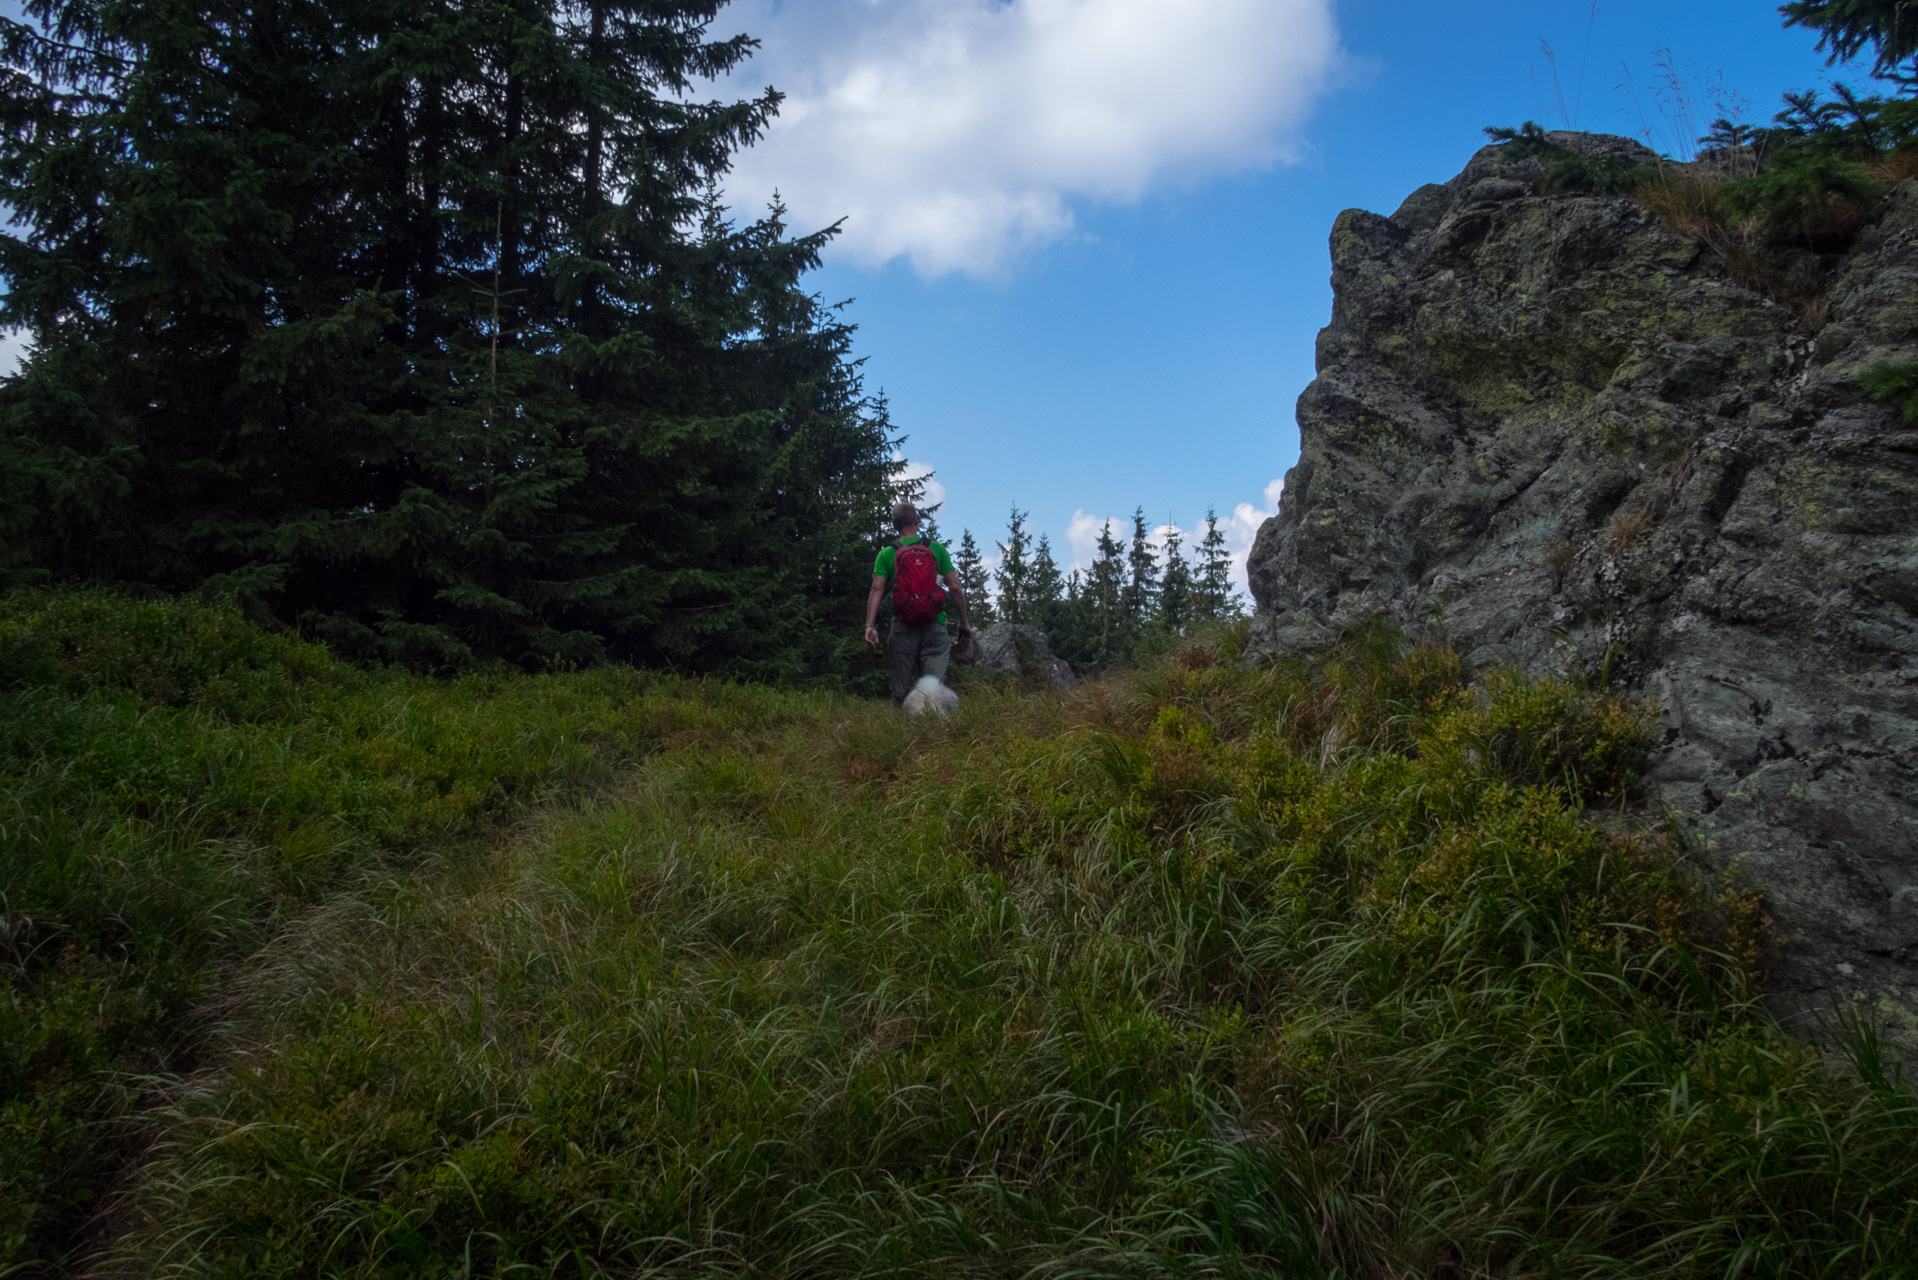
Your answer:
[1,589,788,1272]
[27,604,1903,1277]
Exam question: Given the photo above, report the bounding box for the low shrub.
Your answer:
[1482,123,1657,195]
[1864,359,1918,421]
[1719,148,1883,249]
[1634,168,1731,242]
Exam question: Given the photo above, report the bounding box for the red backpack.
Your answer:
[891,538,946,625]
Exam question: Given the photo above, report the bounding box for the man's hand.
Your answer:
[944,573,970,640]
[865,575,887,650]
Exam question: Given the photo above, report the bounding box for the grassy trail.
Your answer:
[2,593,1914,1277]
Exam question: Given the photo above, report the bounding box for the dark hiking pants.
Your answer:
[887,620,951,701]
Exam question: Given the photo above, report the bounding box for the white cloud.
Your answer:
[717,0,1343,275]
[896,456,948,513]
[1222,476,1284,592]
[0,329,31,376]
[1064,508,1125,570]
[1145,519,1188,553]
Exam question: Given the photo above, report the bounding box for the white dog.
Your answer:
[902,674,959,716]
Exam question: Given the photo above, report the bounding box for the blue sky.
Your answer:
[714,0,1854,584]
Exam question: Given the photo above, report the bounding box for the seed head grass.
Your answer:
[3,591,1914,1276]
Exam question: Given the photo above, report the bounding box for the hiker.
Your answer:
[865,502,972,709]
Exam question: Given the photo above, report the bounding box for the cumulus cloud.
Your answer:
[896,457,948,514]
[1222,476,1284,592]
[1063,508,1125,569]
[717,0,1343,275]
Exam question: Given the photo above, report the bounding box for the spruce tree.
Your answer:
[0,0,901,677]
[1783,0,1918,79]
[1027,533,1063,629]
[995,507,1031,625]
[908,461,945,548]
[1122,507,1159,639]
[1045,565,1097,669]
[1158,524,1192,634]
[954,528,995,626]
[1088,519,1126,666]
[1196,509,1240,620]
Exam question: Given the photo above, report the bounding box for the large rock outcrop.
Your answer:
[1248,134,1918,1046]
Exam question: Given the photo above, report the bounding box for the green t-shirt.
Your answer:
[874,536,956,625]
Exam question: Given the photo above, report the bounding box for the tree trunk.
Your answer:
[581,1,606,335]
[501,29,523,342]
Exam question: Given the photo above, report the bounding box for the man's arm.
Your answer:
[863,575,887,647]
[942,572,971,631]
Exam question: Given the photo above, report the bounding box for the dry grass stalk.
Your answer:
[1869,148,1918,186]
[1545,541,1578,592]
[1636,171,1843,331]
[1637,170,1733,248]
[1606,510,1657,552]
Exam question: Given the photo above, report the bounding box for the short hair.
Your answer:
[890,502,918,531]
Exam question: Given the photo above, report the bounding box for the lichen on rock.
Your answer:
[1247,132,1918,1053]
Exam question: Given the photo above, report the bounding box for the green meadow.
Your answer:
[2,590,1912,1277]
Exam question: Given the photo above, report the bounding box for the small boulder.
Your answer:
[975,623,1077,688]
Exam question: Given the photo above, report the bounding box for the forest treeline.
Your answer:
[0,0,911,683]
[0,0,1243,690]
[944,507,1244,675]
[4,0,1918,692]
